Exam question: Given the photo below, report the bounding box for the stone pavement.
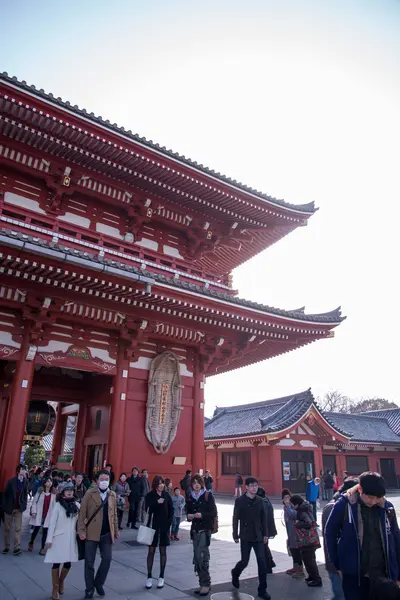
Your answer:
[0,496,343,600]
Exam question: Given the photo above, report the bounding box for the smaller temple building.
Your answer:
[204,390,400,495]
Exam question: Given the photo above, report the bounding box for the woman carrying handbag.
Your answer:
[144,476,173,590]
[290,494,322,588]
[29,475,56,555]
[45,482,80,600]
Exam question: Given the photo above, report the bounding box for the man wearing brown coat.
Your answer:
[78,470,118,599]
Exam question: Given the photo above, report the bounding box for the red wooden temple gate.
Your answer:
[0,73,344,488]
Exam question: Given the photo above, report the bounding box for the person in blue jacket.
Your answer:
[325,471,400,600]
[305,476,320,522]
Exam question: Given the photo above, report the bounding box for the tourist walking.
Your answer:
[74,473,87,503]
[234,472,243,497]
[282,488,304,578]
[324,469,335,502]
[138,469,150,523]
[322,477,359,600]
[78,470,118,599]
[325,472,400,600]
[44,482,79,600]
[319,470,326,500]
[186,474,218,596]
[257,487,277,573]
[127,467,141,529]
[2,464,28,556]
[180,469,192,499]
[164,478,173,496]
[290,494,322,587]
[204,470,214,493]
[29,475,56,555]
[114,473,130,529]
[144,475,173,590]
[231,477,270,600]
[305,476,320,522]
[171,487,185,540]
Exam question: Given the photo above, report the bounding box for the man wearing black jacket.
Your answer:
[2,464,28,555]
[127,467,141,529]
[231,477,270,600]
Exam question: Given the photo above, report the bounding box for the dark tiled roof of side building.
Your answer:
[0,227,345,324]
[358,408,400,435]
[205,391,400,443]
[205,389,348,440]
[1,72,315,214]
[324,412,400,444]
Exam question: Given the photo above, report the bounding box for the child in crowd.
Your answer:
[171,487,185,540]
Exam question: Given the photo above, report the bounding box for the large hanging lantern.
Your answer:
[24,401,56,445]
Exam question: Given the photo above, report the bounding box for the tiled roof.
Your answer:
[0,72,315,215]
[205,390,315,439]
[42,433,75,453]
[205,391,400,444]
[324,412,400,444]
[359,408,400,435]
[0,227,345,324]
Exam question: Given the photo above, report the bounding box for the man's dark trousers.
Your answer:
[85,533,112,593]
[233,540,267,593]
[342,575,370,600]
[310,501,317,521]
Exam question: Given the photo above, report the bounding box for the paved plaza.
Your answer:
[2,494,400,600]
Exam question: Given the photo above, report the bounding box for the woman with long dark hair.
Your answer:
[144,475,173,590]
[44,482,80,600]
[29,475,56,555]
[282,488,304,578]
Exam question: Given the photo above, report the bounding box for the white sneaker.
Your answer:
[145,578,153,589]
[157,578,164,589]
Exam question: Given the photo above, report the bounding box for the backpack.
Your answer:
[204,491,219,534]
[180,477,188,491]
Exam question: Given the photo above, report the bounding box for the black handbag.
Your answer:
[76,501,104,560]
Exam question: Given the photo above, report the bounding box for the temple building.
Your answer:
[204,390,400,494]
[0,73,343,488]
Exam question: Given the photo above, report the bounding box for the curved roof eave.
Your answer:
[1,72,316,216]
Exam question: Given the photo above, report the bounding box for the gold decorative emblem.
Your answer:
[63,175,71,187]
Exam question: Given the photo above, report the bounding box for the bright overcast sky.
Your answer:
[2,0,400,416]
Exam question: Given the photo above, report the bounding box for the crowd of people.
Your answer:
[1,463,400,600]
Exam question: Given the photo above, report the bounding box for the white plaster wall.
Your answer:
[96,222,123,239]
[163,245,184,259]
[57,212,91,228]
[0,331,21,348]
[5,192,46,215]
[136,238,159,251]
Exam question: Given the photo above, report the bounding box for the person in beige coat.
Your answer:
[45,482,80,600]
[77,470,118,599]
[29,475,56,555]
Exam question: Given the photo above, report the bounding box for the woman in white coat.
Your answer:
[29,475,56,554]
[45,482,80,600]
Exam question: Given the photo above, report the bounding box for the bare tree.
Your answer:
[349,398,399,414]
[318,390,355,413]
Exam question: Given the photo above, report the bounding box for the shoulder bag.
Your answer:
[137,509,155,546]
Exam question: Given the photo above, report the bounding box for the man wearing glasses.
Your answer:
[231,477,270,600]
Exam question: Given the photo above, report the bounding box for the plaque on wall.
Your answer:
[145,351,183,454]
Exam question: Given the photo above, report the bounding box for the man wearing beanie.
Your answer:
[325,471,400,600]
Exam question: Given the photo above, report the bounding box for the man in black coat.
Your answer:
[231,477,270,600]
[2,464,28,555]
[127,467,141,529]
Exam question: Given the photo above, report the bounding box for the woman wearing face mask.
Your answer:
[114,473,130,530]
[144,475,173,590]
[29,475,56,555]
[44,482,80,600]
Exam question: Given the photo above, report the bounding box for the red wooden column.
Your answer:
[0,339,35,488]
[51,404,66,465]
[192,365,205,474]
[107,346,129,479]
[73,403,88,473]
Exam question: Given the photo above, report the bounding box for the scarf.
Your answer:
[59,496,79,518]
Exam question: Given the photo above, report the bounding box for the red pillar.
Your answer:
[73,404,88,473]
[192,366,205,474]
[107,347,128,479]
[0,342,35,488]
[51,404,65,465]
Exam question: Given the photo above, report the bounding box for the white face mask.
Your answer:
[99,480,109,491]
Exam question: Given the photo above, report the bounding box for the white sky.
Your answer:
[2,0,400,416]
